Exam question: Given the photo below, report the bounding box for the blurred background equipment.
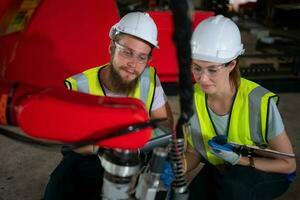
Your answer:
[0,0,214,88]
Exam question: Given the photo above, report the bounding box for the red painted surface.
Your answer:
[0,81,152,149]
[0,0,120,88]
[0,0,12,19]
[18,90,152,149]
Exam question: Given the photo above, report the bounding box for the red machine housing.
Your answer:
[0,81,152,150]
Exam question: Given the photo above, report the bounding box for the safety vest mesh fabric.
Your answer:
[64,64,156,113]
[188,78,278,165]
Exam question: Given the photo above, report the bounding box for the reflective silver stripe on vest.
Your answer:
[248,86,270,145]
[72,73,89,93]
[190,103,208,160]
[139,68,150,104]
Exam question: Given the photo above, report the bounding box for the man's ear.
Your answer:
[109,40,115,55]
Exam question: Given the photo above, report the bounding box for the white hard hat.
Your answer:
[109,12,159,48]
[191,15,245,63]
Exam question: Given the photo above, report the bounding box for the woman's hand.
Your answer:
[208,135,241,165]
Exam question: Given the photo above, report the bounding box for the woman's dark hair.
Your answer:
[228,59,241,89]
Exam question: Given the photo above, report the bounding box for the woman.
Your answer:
[185,15,296,200]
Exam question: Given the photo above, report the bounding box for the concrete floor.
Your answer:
[0,93,299,200]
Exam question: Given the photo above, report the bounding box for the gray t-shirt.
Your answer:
[208,99,284,141]
[103,75,167,112]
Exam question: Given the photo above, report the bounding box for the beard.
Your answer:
[108,63,140,95]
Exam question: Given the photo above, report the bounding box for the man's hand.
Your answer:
[208,135,241,165]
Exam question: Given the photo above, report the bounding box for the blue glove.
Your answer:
[160,161,175,188]
[208,135,241,165]
[286,171,296,183]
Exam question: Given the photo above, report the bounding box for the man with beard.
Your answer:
[43,12,173,200]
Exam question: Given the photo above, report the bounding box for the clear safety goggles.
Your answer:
[114,42,151,64]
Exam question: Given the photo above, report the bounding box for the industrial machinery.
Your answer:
[0,80,170,199]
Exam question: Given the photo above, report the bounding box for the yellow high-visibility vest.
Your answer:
[64,63,156,113]
[188,78,278,165]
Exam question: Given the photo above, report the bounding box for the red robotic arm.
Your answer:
[0,81,152,149]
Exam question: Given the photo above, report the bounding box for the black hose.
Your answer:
[170,0,194,139]
[168,0,194,199]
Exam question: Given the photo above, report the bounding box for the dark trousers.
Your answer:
[43,150,104,200]
[188,164,291,200]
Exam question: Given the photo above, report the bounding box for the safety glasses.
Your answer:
[191,62,231,77]
[114,42,151,64]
